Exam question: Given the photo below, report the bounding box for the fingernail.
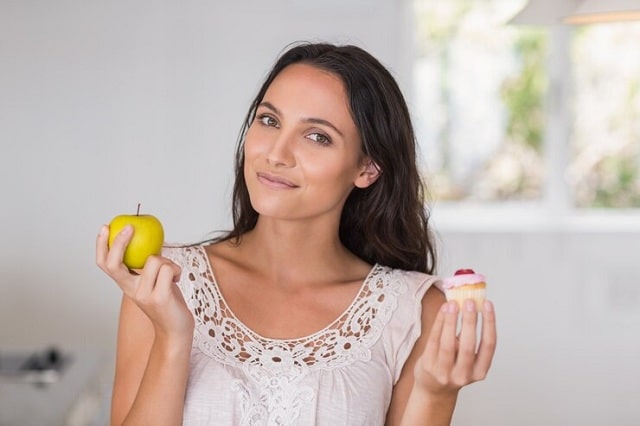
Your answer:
[484,300,493,312]
[448,301,458,314]
[465,299,476,312]
[99,225,108,236]
[121,225,133,236]
[441,302,449,313]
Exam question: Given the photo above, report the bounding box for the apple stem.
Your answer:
[136,203,141,216]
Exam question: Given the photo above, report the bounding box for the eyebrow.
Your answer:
[258,101,344,137]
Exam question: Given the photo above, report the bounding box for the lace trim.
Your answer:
[178,245,406,372]
[174,245,408,425]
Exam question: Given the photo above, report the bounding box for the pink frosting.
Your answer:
[442,272,486,289]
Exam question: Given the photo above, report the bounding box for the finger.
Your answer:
[95,225,110,269]
[473,300,497,381]
[455,299,478,370]
[104,224,134,271]
[103,224,141,290]
[437,301,459,372]
[135,255,164,301]
[424,302,448,363]
[96,224,139,295]
[153,262,183,300]
[136,256,181,302]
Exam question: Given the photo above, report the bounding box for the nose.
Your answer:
[266,130,295,167]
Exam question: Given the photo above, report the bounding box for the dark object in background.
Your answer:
[0,346,70,386]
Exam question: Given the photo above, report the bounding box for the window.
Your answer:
[568,23,640,208]
[412,0,640,217]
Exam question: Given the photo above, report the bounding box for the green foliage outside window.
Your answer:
[414,1,640,209]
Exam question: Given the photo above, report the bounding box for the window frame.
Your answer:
[404,6,640,232]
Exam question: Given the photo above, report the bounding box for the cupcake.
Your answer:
[442,268,486,310]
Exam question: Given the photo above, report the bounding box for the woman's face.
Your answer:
[243,63,376,223]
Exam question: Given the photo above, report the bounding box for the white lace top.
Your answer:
[164,245,438,426]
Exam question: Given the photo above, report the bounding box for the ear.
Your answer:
[354,157,381,189]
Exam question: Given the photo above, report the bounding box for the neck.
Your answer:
[237,216,359,285]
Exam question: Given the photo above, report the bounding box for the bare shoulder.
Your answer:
[111,295,154,424]
[203,239,246,270]
[116,295,155,351]
[385,283,445,425]
[422,284,446,315]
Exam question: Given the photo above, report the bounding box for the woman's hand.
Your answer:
[413,299,497,398]
[95,224,194,339]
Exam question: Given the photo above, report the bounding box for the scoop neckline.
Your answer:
[197,244,382,344]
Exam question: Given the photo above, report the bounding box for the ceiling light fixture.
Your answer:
[509,0,640,25]
[563,0,640,24]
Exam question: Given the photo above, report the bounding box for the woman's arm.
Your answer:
[96,225,194,426]
[111,296,193,426]
[386,286,497,425]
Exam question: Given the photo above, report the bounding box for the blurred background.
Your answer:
[1,0,639,424]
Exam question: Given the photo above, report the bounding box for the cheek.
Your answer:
[243,136,259,181]
[243,127,262,157]
[303,157,360,189]
[243,129,274,172]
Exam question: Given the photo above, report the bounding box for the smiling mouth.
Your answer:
[256,172,299,188]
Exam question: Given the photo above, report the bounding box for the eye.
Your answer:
[257,114,278,128]
[307,132,332,146]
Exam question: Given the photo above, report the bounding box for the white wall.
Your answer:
[0,0,410,348]
[437,230,640,425]
[1,1,638,425]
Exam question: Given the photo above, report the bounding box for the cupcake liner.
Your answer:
[445,286,486,310]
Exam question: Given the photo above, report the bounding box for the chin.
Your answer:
[248,194,293,219]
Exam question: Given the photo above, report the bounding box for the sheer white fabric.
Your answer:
[163,245,439,426]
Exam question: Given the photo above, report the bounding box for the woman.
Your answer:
[96,42,496,425]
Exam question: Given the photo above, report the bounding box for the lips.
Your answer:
[256,172,299,188]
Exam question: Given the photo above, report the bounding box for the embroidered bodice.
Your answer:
[164,245,438,426]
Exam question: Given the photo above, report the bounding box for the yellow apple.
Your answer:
[108,205,164,269]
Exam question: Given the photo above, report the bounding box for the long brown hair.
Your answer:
[215,42,437,274]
